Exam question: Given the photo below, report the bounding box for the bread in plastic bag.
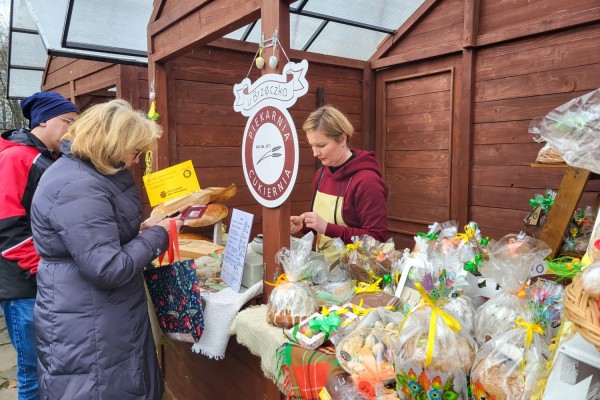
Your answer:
[530,88,600,173]
[470,319,546,400]
[474,233,551,345]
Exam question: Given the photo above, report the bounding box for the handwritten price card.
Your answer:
[221,208,254,292]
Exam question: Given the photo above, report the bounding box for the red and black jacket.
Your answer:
[0,129,59,300]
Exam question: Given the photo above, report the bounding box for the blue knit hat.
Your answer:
[20,92,79,129]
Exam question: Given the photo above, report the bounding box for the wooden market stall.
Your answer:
[40,56,154,215]
[372,0,600,249]
[146,0,600,399]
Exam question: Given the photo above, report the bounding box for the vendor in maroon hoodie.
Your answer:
[290,105,389,263]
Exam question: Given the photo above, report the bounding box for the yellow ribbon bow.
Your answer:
[456,225,475,243]
[264,273,291,287]
[350,299,373,317]
[514,318,544,383]
[346,241,362,252]
[355,278,383,294]
[413,283,462,367]
[514,318,544,348]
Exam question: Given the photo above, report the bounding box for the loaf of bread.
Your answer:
[183,203,228,227]
[150,184,237,218]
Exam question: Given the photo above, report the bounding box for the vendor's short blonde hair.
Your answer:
[302,105,354,144]
[63,99,162,175]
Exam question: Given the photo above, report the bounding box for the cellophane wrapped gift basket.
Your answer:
[395,226,479,400]
[470,317,546,400]
[470,277,564,399]
[338,235,397,291]
[336,327,399,399]
[474,233,551,346]
[394,283,476,400]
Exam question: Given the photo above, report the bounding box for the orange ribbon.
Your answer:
[351,348,395,399]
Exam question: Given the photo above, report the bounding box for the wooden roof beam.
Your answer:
[149,0,261,63]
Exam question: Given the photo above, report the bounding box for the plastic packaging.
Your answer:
[530,88,600,174]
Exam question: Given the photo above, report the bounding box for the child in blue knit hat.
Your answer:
[0,91,78,400]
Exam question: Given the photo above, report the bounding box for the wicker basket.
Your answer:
[564,273,600,349]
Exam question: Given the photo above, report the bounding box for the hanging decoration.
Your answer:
[147,81,159,121]
[145,80,158,176]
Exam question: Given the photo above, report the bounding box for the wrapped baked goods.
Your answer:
[276,231,329,284]
[331,307,403,347]
[405,237,477,335]
[474,233,551,345]
[313,279,356,306]
[267,282,318,328]
[470,318,546,400]
[339,235,396,284]
[266,232,324,328]
[285,305,358,350]
[336,327,398,398]
[442,295,477,337]
[395,284,475,399]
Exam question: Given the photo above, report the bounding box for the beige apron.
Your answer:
[313,190,347,264]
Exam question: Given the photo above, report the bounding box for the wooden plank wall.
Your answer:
[374,0,600,248]
[42,57,151,217]
[471,21,600,239]
[165,43,365,239]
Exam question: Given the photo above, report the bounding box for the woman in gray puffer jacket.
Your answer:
[30,100,182,400]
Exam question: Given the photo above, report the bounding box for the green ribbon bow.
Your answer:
[464,254,483,273]
[416,232,438,240]
[381,274,392,286]
[308,313,342,342]
[529,193,554,212]
[479,237,489,246]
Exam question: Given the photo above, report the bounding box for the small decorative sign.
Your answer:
[233,60,309,208]
[220,208,254,292]
[142,160,200,207]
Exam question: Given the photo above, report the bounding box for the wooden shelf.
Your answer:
[531,162,568,168]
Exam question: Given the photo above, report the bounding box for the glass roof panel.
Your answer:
[302,0,424,31]
[64,0,151,56]
[224,26,247,41]
[10,31,47,67]
[12,0,37,30]
[24,0,148,64]
[237,15,324,52]
[8,69,44,99]
[307,22,388,61]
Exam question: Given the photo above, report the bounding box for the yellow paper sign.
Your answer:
[142,160,200,206]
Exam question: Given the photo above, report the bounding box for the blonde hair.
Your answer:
[63,99,162,175]
[302,105,354,144]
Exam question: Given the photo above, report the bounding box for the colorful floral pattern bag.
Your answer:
[144,220,204,342]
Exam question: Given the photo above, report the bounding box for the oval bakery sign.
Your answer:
[234,60,309,208]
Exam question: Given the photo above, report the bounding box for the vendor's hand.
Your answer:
[299,211,327,234]
[290,215,303,234]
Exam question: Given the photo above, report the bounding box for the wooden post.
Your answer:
[260,0,291,300]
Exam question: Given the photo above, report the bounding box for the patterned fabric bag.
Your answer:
[144,220,204,342]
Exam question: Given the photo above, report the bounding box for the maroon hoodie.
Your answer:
[312,149,389,245]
